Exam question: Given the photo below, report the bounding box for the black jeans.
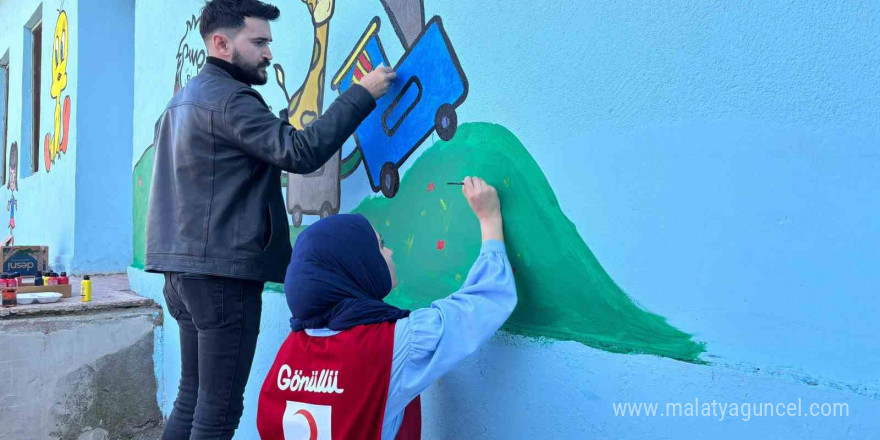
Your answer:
[161,272,264,440]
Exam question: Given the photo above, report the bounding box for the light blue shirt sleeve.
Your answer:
[303,240,517,440]
[380,239,517,439]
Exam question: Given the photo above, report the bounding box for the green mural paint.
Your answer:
[132,145,155,269]
[138,122,704,362]
[340,148,364,179]
[354,122,704,362]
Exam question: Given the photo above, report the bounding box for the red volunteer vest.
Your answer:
[257,322,421,440]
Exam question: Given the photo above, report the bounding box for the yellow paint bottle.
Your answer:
[80,275,92,302]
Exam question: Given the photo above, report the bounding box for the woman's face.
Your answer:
[374,228,397,289]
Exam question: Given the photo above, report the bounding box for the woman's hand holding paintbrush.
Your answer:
[454,177,504,243]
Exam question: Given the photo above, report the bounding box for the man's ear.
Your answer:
[210,32,232,56]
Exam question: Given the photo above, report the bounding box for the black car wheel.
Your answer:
[380,163,400,198]
[435,103,458,141]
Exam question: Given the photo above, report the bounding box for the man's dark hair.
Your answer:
[199,0,281,40]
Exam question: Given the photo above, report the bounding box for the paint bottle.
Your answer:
[59,272,69,285]
[80,275,92,302]
[16,272,23,287]
[48,272,59,286]
[0,274,8,288]
[2,287,16,307]
[34,271,44,287]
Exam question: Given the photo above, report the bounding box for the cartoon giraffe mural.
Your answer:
[274,0,338,227]
[44,9,72,172]
[276,0,333,130]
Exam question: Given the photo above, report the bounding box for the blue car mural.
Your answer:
[332,15,468,198]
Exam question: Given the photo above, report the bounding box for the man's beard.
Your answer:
[232,51,270,85]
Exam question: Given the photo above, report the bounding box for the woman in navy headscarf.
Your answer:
[257,177,517,440]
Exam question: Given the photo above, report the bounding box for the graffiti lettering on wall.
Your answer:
[175,15,207,94]
[6,142,17,245]
[44,9,71,172]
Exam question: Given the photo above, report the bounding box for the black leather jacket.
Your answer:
[145,60,376,282]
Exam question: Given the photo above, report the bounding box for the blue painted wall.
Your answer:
[0,0,133,274]
[128,0,879,438]
[0,0,79,267]
[73,0,134,272]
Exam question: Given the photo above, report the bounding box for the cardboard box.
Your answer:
[15,284,73,298]
[0,246,49,276]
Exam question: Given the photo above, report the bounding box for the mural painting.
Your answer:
[133,13,207,268]
[132,1,705,362]
[281,123,705,362]
[5,142,17,245]
[329,10,467,199]
[133,124,155,269]
[275,0,467,227]
[43,9,71,172]
[274,0,338,227]
[175,15,207,95]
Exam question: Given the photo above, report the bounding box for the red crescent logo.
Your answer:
[295,409,318,440]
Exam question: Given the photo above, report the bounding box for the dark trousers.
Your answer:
[161,272,264,440]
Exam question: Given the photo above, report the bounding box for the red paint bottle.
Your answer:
[48,272,59,286]
[2,287,16,307]
[59,272,69,285]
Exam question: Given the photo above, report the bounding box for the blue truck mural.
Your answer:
[331,15,468,198]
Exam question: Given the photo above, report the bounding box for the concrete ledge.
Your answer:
[0,274,159,319]
[0,274,164,439]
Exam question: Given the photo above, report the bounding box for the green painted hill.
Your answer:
[134,121,705,361]
[132,145,155,269]
[351,122,704,362]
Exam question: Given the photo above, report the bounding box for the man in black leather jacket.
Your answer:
[145,1,396,438]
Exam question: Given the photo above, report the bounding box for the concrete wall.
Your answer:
[128,0,880,438]
[0,309,162,439]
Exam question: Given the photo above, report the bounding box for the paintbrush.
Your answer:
[447,182,465,185]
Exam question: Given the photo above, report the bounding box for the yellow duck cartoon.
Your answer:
[44,10,71,172]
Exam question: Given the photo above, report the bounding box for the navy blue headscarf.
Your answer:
[285,214,410,331]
